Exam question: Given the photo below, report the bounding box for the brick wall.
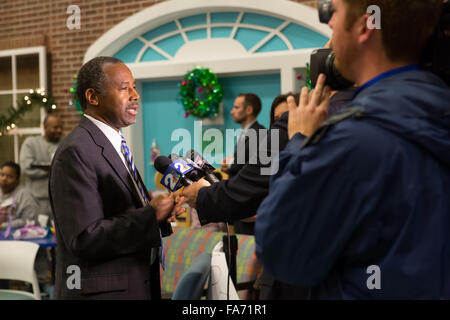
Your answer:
[0,0,318,134]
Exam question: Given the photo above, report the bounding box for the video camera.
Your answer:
[310,0,450,90]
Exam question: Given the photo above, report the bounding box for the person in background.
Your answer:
[20,113,63,226]
[269,93,293,128]
[0,161,38,230]
[221,93,266,235]
[221,93,266,177]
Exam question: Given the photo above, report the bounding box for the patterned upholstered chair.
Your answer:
[160,227,262,299]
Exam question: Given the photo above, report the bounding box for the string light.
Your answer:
[1,89,56,134]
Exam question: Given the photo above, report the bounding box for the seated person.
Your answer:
[0,161,39,230]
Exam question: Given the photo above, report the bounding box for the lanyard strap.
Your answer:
[355,65,421,96]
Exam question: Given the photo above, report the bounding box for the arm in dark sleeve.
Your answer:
[159,220,172,238]
[196,122,289,224]
[196,163,270,223]
[50,145,161,261]
[255,123,382,287]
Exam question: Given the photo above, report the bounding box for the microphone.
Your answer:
[154,156,194,192]
[185,150,220,184]
[169,153,206,182]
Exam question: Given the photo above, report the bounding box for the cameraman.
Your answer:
[255,0,450,299]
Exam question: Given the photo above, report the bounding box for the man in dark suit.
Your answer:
[222,93,266,176]
[49,56,183,300]
[220,93,266,234]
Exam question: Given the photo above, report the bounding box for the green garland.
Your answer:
[296,63,313,91]
[0,89,56,135]
[179,67,223,119]
[68,74,83,115]
[306,63,313,91]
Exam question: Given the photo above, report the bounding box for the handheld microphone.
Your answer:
[185,150,220,184]
[154,156,194,192]
[169,153,206,182]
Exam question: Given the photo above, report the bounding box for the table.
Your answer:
[0,229,56,247]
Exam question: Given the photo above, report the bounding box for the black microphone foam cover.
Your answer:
[154,156,172,174]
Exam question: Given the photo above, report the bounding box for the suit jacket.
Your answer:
[228,121,266,177]
[49,116,172,300]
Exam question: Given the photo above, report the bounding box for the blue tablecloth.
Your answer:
[0,228,57,248]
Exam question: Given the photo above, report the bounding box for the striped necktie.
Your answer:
[121,135,165,270]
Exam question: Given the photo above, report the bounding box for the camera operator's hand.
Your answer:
[288,73,331,138]
[181,179,211,208]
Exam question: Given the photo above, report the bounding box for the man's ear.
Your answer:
[358,13,377,45]
[85,88,99,106]
[246,105,254,117]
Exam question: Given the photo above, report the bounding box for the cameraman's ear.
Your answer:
[358,13,377,44]
[85,88,100,107]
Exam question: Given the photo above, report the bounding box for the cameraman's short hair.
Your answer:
[343,0,443,63]
[76,56,123,111]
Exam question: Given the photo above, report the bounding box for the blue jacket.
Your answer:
[255,69,450,299]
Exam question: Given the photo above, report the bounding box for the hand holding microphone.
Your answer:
[154,155,194,192]
[149,193,176,222]
[185,150,220,184]
[148,187,186,222]
[182,178,211,208]
[154,151,220,209]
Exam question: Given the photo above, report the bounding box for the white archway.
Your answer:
[85,0,330,61]
[83,0,331,175]
[85,0,330,90]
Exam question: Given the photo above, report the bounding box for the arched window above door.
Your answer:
[83,0,331,178]
[113,11,329,63]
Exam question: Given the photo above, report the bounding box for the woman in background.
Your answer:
[0,161,39,230]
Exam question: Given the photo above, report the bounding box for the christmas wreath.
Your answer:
[179,67,223,119]
[0,89,56,135]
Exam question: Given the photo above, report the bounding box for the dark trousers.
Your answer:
[259,271,309,300]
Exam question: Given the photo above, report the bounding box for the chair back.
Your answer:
[172,253,211,300]
[0,241,41,300]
